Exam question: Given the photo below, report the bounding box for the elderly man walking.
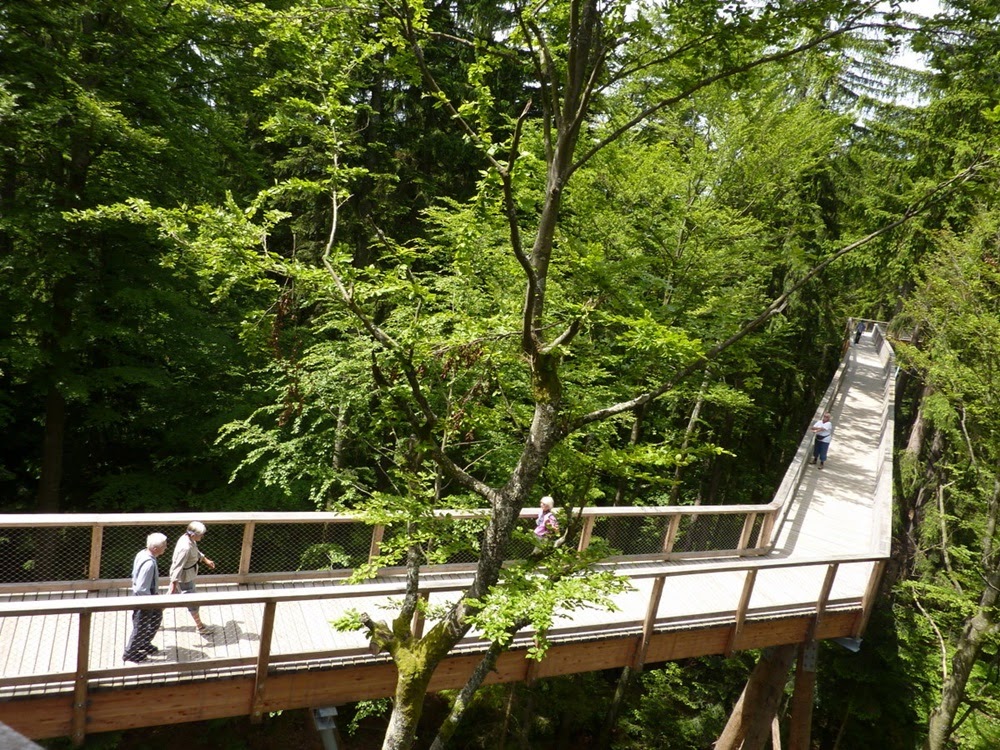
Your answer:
[123,532,168,664]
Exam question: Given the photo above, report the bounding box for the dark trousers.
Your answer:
[123,607,162,660]
[854,329,863,344]
[813,438,830,464]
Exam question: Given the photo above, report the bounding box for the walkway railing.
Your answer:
[0,551,887,745]
[0,502,782,594]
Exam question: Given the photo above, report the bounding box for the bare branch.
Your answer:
[502,100,542,356]
[395,0,506,175]
[913,593,949,682]
[542,316,583,354]
[570,10,882,177]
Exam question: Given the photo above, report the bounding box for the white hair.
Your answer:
[540,496,555,509]
[147,532,168,549]
[186,521,207,535]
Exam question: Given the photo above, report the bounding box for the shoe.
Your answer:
[123,653,148,664]
[810,459,817,465]
[139,644,159,654]
[197,625,213,636]
[818,463,824,470]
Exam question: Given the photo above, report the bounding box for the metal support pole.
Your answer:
[312,707,343,750]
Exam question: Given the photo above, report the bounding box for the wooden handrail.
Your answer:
[0,553,889,619]
[0,504,779,528]
[0,503,783,594]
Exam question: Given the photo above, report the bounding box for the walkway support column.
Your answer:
[788,641,818,750]
[715,644,796,750]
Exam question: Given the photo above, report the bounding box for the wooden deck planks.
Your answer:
[0,557,880,695]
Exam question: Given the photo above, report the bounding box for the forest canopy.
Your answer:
[3,0,1000,748]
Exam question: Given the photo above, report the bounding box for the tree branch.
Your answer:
[571,158,994,432]
[427,617,531,750]
[569,8,882,178]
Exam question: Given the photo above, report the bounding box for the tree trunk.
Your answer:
[670,377,708,506]
[596,664,635,749]
[612,405,646,506]
[924,478,1000,750]
[35,272,76,515]
[35,386,66,514]
[715,645,797,750]
[924,610,998,750]
[382,664,435,750]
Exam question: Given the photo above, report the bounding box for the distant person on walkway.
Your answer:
[123,532,168,663]
[169,521,216,635]
[810,412,833,469]
[854,320,866,345]
[534,496,559,540]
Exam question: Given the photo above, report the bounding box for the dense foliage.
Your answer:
[4,0,1000,748]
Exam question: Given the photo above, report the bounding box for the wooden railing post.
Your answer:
[250,601,277,722]
[807,564,839,642]
[368,525,385,564]
[411,592,430,639]
[632,577,666,671]
[88,526,103,581]
[854,560,887,637]
[663,515,682,555]
[577,516,596,552]
[726,569,757,656]
[737,513,757,551]
[756,511,776,549]
[238,521,256,580]
[71,611,92,747]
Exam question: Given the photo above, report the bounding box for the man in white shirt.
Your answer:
[810,412,833,469]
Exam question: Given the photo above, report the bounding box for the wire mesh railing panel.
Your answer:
[378,517,490,567]
[179,523,243,580]
[506,516,539,559]
[250,521,371,574]
[0,509,777,589]
[589,515,671,557]
[672,513,748,554]
[438,518,489,565]
[98,525,183,581]
[0,527,92,584]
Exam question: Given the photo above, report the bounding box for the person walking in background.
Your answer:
[534,496,559,540]
[169,521,216,635]
[123,532,168,663]
[854,319,866,344]
[810,412,834,469]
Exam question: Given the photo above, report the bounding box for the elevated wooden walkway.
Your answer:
[0,325,895,743]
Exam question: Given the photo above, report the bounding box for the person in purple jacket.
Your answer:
[534,496,559,540]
